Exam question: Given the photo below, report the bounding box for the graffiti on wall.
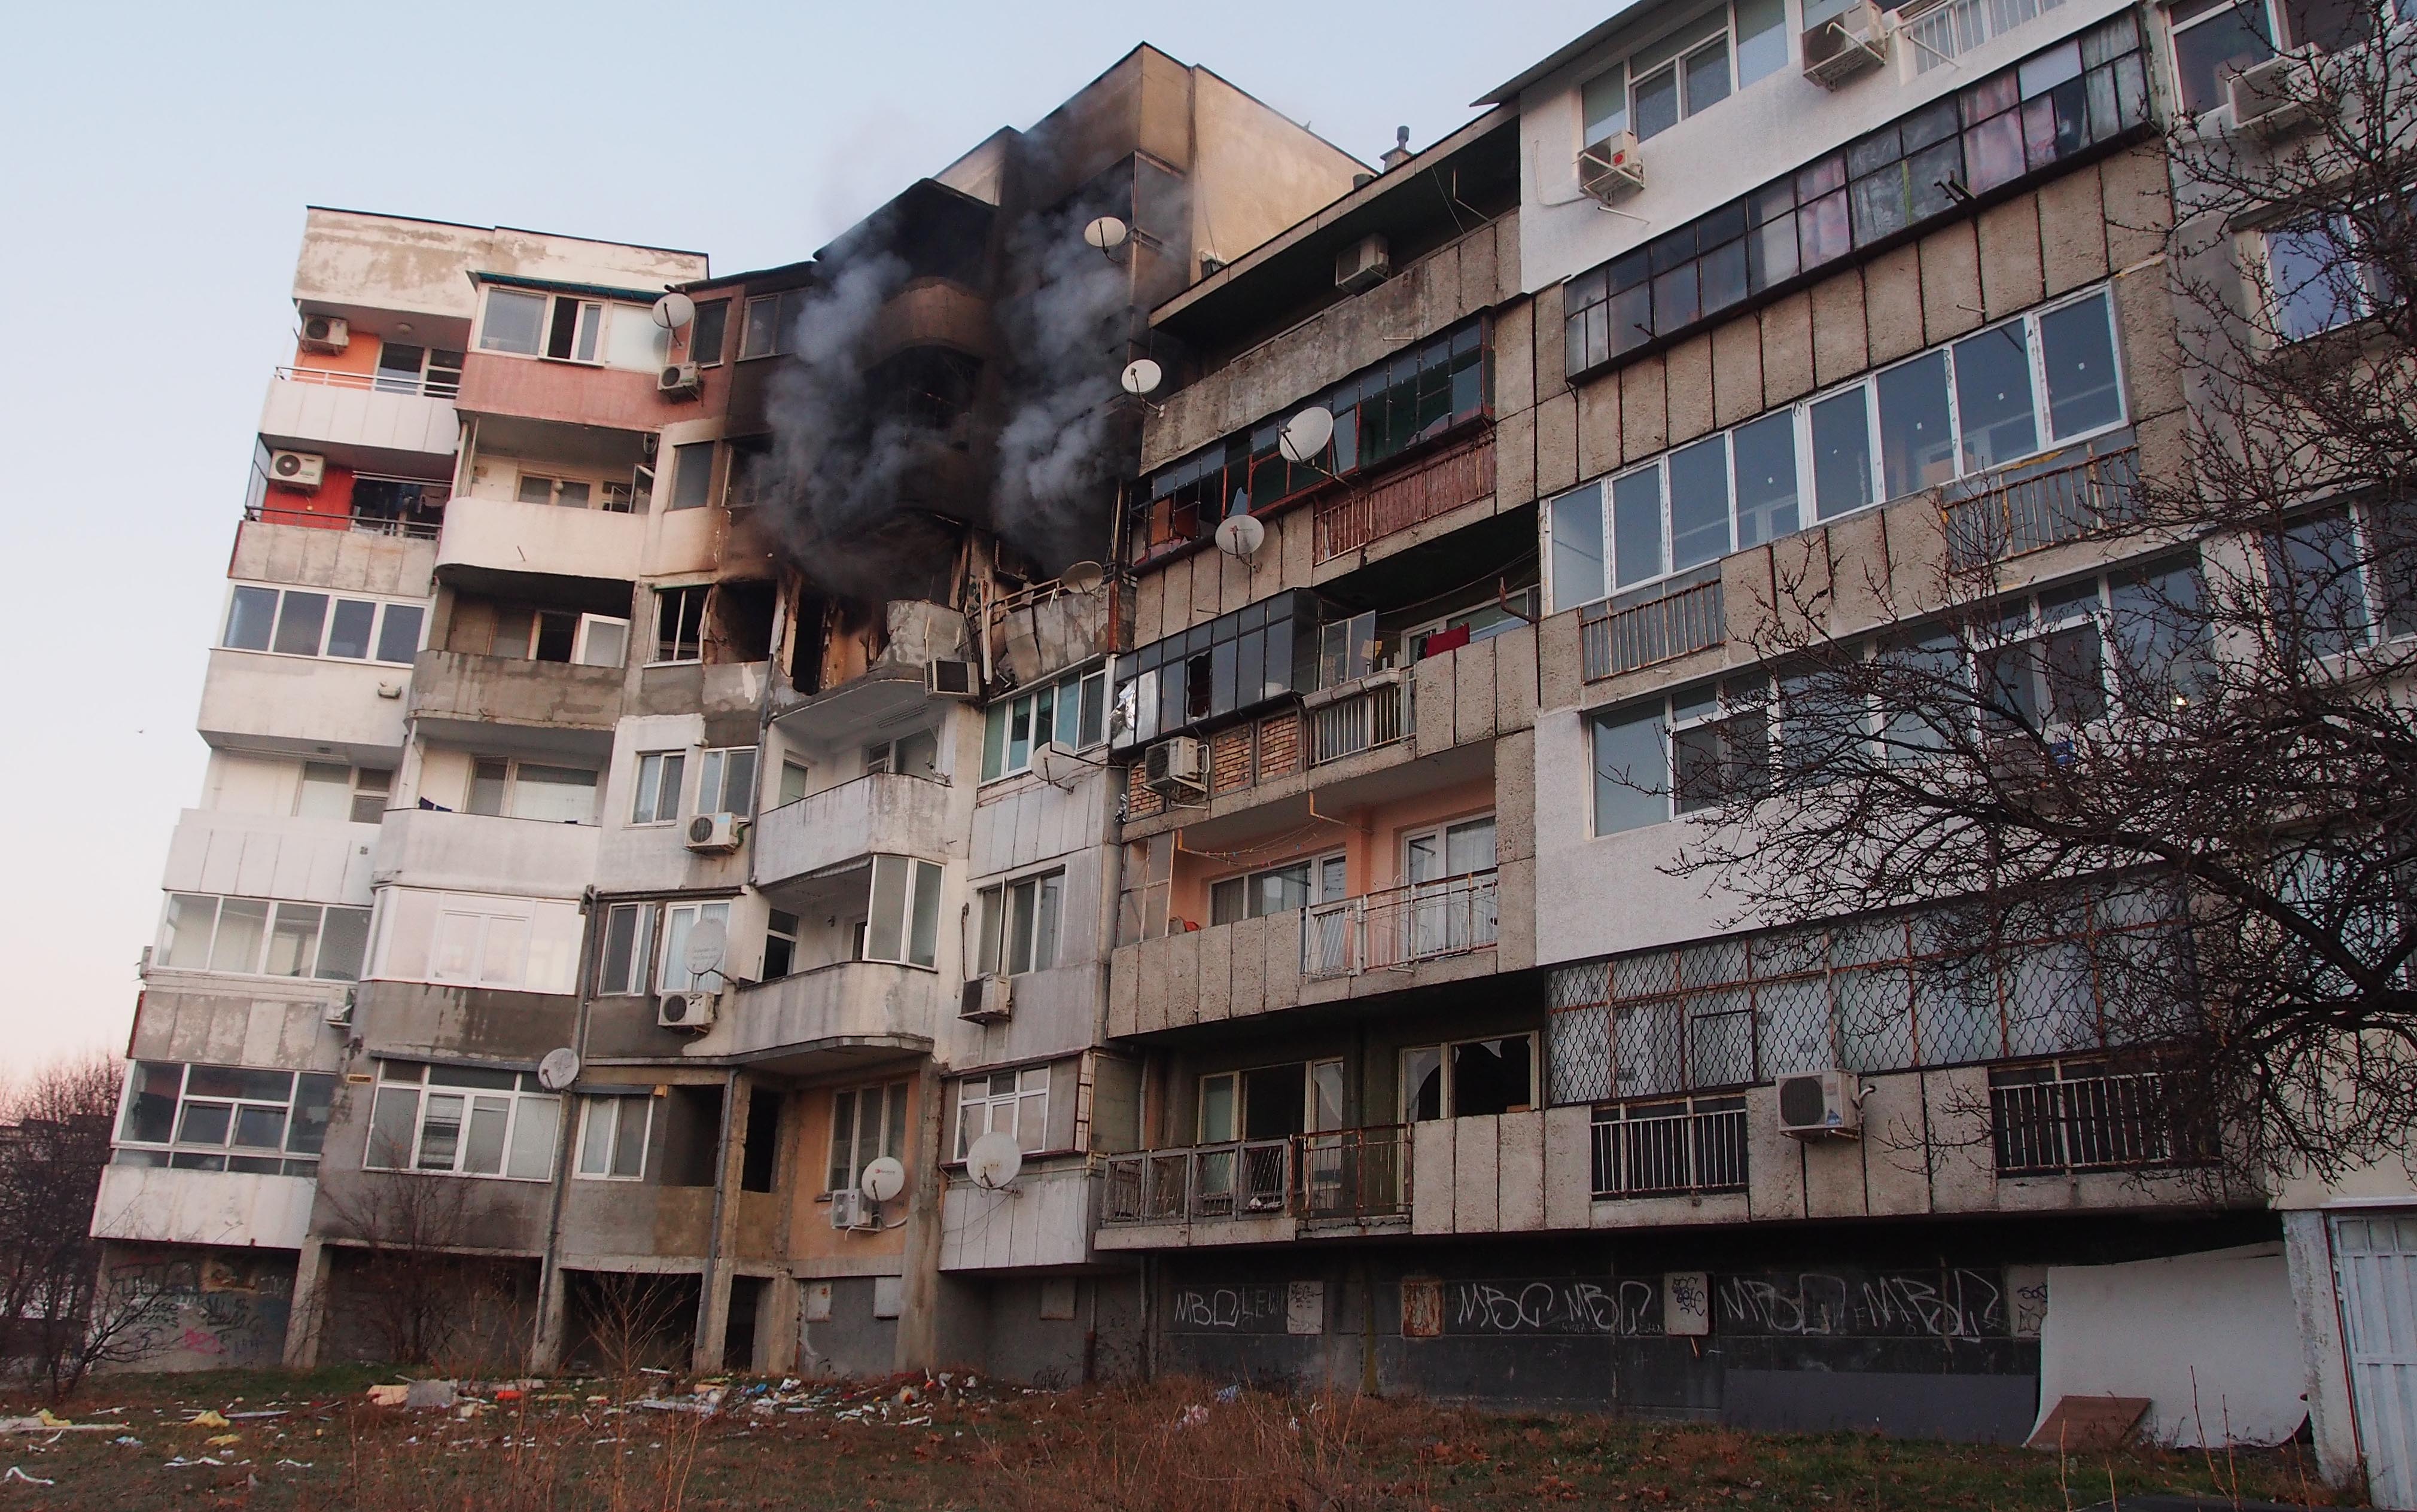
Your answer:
[1715,1268,2007,1339]
[106,1251,293,1369]
[1390,1267,2014,1342]
[1168,1285,1286,1333]
[1441,1278,1664,1337]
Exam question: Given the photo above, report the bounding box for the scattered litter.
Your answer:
[186,1410,231,1429]
[206,1434,242,1447]
[163,1456,226,1469]
[366,1385,409,1407]
[1216,1384,1243,1404]
[403,1380,458,1410]
[0,1419,105,1434]
[1177,1404,1211,1429]
[225,1410,286,1420]
[112,1437,140,1447]
[4,1468,54,1486]
[275,1459,312,1468]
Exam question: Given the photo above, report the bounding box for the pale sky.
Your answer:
[0,0,1611,1072]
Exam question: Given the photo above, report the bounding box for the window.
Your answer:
[631,750,686,825]
[829,1081,909,1193]
[697,746,758,818]
[763,909,800,978]
[1112,590,1323,748]
[365,1061,559,1179]
[477,289,548,356]
[2170,0,2275,114]
[296,763,392,824]
[1582,64,1630,147]
[653,586,708,662]
[222,586,423,664]
[863,728,940,778]
[113,1062,334,1175]
[1547,289,2127,609]
[1585,0,1787,153]
[2268,505,2417,659]
[1209,853,1346,926]
[596,902,656,995]
[159,895,370,981]
[464,758,598,824]
[1198,1061,1346,1145]
[574,614,629,668]
[575,1094,652,1181]
[955,1066,1049,1159]
[739,289,810,360]
[659,901,733,992]
[689,299,730,366]
[668,443,716,511]
[1401,1035,1538,1121]
[726,437,774,509]
[373,342,465,398]
[863,856,945,968]
[976,871,1064,976]
[2266,204,2407,343]
[372,888,582,993]
[981,667,1109,781]
[1563,15,2148,378]
[1902,0,2071,73]
[777,760,811,807]
[1132,321,1490,566]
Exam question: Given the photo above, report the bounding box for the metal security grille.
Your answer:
[1581,576,1726,681]
[1590,1096,1748,1197]
[1101,1127,1408,1225]
[1308,679,1407,765]
[1988,1063,2174,1173]
[1941,446,2141,567]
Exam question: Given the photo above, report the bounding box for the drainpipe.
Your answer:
[529,885,605,1373]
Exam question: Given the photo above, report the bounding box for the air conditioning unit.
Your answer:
[1775,1070,1862,1138]
[270,450,326,490]
[1577,133,1646,205]
[685,812,744,852]
[2227,54,2316,135]
[658,990,717,1031]
[657,361,704,398]
[927,659,979,699]
[322,988,356,1028]
[1143,736,1208,800]
[960,974,1012,1023]
[299,314,349,353]
[1803,1,1890,87]
[828,1189,878,1230]
[1334,234,1392,292]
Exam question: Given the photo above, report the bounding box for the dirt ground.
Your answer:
[0,1367,2354,1510]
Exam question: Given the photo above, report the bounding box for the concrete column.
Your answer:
[282,1238,331,1368]
[692,1262,733,1373]
[529,1260,570,1374]
[762,1273,801,1375]
[894,1057,948,1373]
[2282,1209,2363,1487]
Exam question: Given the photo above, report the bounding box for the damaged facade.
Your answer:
[96,8,2417,1498]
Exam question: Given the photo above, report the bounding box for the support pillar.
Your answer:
[282,1238,331,1368]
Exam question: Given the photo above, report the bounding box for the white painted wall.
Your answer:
[160,809,378,906]
[436,495,646,584]
[90,1164,315,1250]
[258,373,458,460]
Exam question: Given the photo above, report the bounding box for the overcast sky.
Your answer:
[0,0,1611,1075]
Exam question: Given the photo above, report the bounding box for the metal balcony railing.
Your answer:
[275,364,461,400]
[1589,1098,1748,1197]
[242,502,443,540]
[1942,446,2141,568]
[1581,577,1725,681]
[1990,1068,2179,1175]
[1301,868,1499,978]
[1100,1126,1408,1226]
[1306,677,1407,765]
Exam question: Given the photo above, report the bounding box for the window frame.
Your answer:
[827,1080,911,1194]
[953,1066,1051,1160]
[574,1093,653,1181]
[464,755,601,824]
[689,298,730,367]
[220,584,425,666]
[630,750,687,827]
[657,900,734,993]
[1208,852,1347,926]
[112,1061,335,1175]
[859,856,945,970]
[2167,0,2279,116]
[1399,1034,1542,1122]
[980,666,1111,783]
[363,1060,561,1181]
[652,585,710,663]
[1579,0,1789,153]
[696,746,759,818]
[595,901,657,996]
[975,868,1066,977]
[157,894,372,981]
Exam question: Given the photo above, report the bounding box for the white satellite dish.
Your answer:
[536,1047,581,1092]
[650,292,697,330]
[684,919,728,980]
[859,1155,906,1204]
[966,1130,1024,1190]
[1082,216,1130,252]
[1120,358,1162,397]
[1060,560,1105,594]
[1214,513,1267,560]
[1279,405,1335,465]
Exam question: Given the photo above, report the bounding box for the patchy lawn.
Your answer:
[0,1368,2350,1510]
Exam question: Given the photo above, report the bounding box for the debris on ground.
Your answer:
[4,1467,55,1486]
[402,1380,457,1410]
[184,1410,230,1429]
[365,1385,408,1407]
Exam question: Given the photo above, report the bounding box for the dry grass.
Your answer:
[0,1368,2353,1510]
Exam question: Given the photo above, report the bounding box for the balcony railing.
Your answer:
[1590,1096,1748,1197]
[1313,437,1496,563]
[1302,868,1499,978]
[1305,676,1407,766]
[1902,0,2068,72]
[1942,445,2141,568]
[1101,1126,1408,1226]
[275,364,460,400]
[243,502,443,540]
[1581,576,1725,681]
[1990,1066,2182,1175]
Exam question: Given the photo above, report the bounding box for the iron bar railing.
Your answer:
[1581,577,1725,681]
[1100,1126,1409,1225]
[1301,868,1499,978]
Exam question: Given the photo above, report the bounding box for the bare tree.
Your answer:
[316,1172,494,1367]
[1629,26,2417,1187]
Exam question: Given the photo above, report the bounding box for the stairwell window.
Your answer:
[976,871,1064,976]
[574,1094,652,1181]
[365,1061,559,1180]
[955,1067,1049,1159]
[829,1081,909,1193]
[631,751,686,825]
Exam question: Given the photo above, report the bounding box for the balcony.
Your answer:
[197,649,410,758]
[436,493,645,585]
[1303,674,1408,766]
[1989,1062,2201,1176]
[987,571,1124,687]
[260,365,459,469]
[406,649,625,733]
[1581,572,1725,682]
[686,961,942,1064]
[1097,1127,1406,1249]
[89,1163,315,1250]
[783,601,972,745]
[1313,435,1496,564]
[866,278,993,367]
[233,511,441,596]
[751,775,954,889]
[452,352,671,432]
[164,809,379,907]
[370,807,598,900]
[556,1181,716,1263]
[1302,869,1499,978]
[1942,444,2141,568]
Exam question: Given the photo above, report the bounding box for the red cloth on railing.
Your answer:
[1420,624,1471,658]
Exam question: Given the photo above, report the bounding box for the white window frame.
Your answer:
[2166,0,2279,117]
[364,1061,560,1181]
[574,1093,652,1181]
[158,894,371,981]
[1398,1034,1541,1123]
[430,900,533,988]
[630,750,687,826]
[295,761,394,824]
[975,869,1065,977]
[652,584,709,663]
[1581,0,1789,152]
[696,746,759,818]
[475,287,549,356]
[572,612,629,668]
[595,901,657,996]
[220,584,427,665]
[827,1080,910,1194]
[1197,1059,1346,1142]
[1545,285,2130,614]
[981,666,1110,783]
[1208,852,1347,925]
[860,856,945,970]
[658,900,733,993]
[465,755,601,824]
[777,758,811,809]
[2261,196,2407,345]
[954,1066,1050,1160]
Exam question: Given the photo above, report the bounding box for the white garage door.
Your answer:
[2334,1212,2417,1510]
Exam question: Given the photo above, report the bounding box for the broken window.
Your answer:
[653,586,709,663]
[763,909,800,979]
[366,1061,559,1179]
[576,1093,652,1181]
[740,1090,783,1193]
[711,580,777,662]
[111,1062,333,1175]
[827,1081,908,1193]
[1399,1035,1537,1121]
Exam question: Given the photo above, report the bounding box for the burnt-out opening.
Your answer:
[723,1275,768,1370]
[711,580,778,664]
[561,1269,699,1374]
[660,1084,725,1187]
[739,1088,783,1194]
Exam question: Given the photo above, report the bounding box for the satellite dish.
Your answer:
[537,1047,581,1092]
[1214,513,1267,560]
[684,919,728,978]
[650,292,697,330]
[966,1130,1024,1190]
[1060,560,1105,594]
[1082,217,1130,252]
[1279,406,1335,465]
[859,1155,906,1204]
[1120,359,1162,397]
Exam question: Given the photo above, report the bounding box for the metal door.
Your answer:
[2334,1211,2417,1508]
